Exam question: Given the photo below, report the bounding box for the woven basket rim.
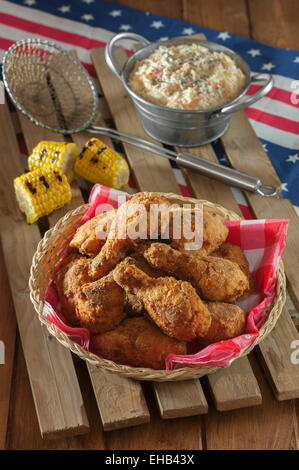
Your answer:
[29,192,286,381]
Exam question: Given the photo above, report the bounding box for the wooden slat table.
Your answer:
[1,0,299,450]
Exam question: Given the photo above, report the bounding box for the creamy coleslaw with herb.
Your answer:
[128,43,246,110]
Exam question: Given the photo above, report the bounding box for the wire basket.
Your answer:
[2,38,98,133]
[29,194,286,381]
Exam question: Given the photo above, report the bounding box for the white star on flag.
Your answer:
[81,14,94,21]
[24,0,36,5]
[281,183,288,192]
[217,32,231,40]
[262,62,275,71]
[150,21,164,29]
[262,144,268,152]
[82,0,95,4]
[248,49,261,57]
[159,37,169,41]
[182,28,195,35]
[109,10,122,17]
[58,5,71,13]
[286,153,299,163]
[294,57,299,63]
[119,24,132,31]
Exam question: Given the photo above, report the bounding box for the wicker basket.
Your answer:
[29,193,286,381]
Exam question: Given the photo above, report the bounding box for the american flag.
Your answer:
[1,0,298,214]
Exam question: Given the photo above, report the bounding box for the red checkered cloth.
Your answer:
[43,184,289,370]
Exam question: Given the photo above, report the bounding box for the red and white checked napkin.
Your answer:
[43,185,289,370]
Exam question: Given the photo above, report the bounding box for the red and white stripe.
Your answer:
[247,74,299,150]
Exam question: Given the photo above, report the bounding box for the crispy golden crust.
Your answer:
[144,243,249,302]
[113,264,211,341]
[211,242,255,299]
[121,254,167,316]
[91,316,187,370]
[54,253,93,325]
[69,209,116,256]
[124,251,167,278]
[170,207,228,256]
[198,301,247,346]
[90,192,171,277]
[75,274,125,334]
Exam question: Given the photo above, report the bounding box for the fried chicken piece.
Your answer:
[198,302,247,346]
[170,207,228,257]
[91,316,187,370]
[90,192,171,278]
[122,254,168,316]
[113,263,211,341]
[69,209,116,256]
[54,253,93,326]
[211,242,254,298]
[75,274,125,334]
[125,249,168,278]
[144,243,249,302]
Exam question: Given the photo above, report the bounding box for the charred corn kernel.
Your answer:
[14,168,72,224]
[74,138,130,189]
[28,141,79,182]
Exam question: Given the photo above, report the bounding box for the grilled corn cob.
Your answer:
[28,141,79,182]
[74,138,130,189]
[14,168,72,224]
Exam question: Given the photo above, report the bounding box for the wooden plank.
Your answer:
[286,291,299,328]
[221,111,299,312]
[87,365,150,431]
[0,102,89,439]
[0,241,16,450]
[106,382,204,450]
[6,338,107,449]
[153,380,208,418]
[179,147,243,216]
[204,353,298,449]
[248,0,299,49]
[256,307,299,400]
[107,0,183,20]
[183,0,250,37]
[91,46,208,424]
[206,356,262,411]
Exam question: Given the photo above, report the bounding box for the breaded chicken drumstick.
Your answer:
[169,207,228,256]
[113,263,211,342]
[199,302,247,346]
[211,242,254,299]
[90,192,171,278]
[91,316,187,370]
[144,243,249,302]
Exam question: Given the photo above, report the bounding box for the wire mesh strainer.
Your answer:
[2,38,279,197]
[2,38,99,133]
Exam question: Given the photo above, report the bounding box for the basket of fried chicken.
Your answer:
[29,186,287,381]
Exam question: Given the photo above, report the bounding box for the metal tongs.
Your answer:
[89,126,279,197]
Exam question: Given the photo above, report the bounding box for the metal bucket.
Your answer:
[105,33,273,147]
